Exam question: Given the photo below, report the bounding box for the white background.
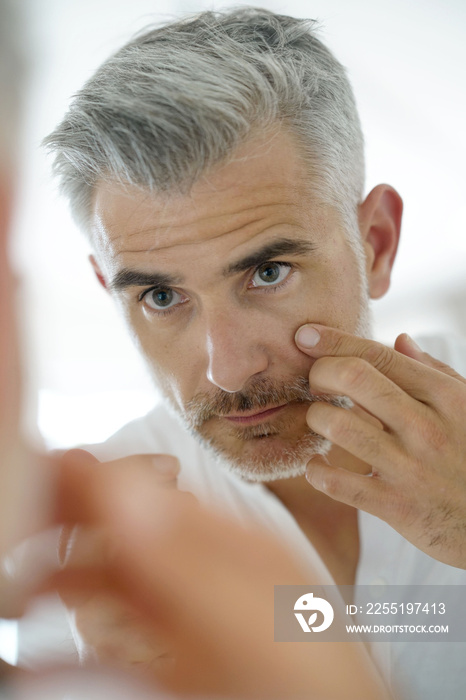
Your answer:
[12,0,466,449]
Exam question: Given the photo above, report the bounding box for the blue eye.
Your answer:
[250,262,292,287]
[143,287,184,310]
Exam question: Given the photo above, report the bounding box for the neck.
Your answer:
[265,445,368,585]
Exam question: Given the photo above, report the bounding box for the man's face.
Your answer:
[91,131,375,481]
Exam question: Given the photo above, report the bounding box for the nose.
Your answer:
[205,312,269,393]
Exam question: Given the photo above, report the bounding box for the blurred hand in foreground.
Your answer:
[51,449,392,700]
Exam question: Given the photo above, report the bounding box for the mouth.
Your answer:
[222,404,288,426]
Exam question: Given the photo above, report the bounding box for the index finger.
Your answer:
[295,324,439,404]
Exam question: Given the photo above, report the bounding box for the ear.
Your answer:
[358,184,402,299]
[89,254,108,291]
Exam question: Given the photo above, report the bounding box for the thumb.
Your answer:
[294,325,322,354]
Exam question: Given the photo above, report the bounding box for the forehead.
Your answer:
[90,130,330,272]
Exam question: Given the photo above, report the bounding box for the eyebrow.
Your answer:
[110,237,315,293]
[109,269,183,292]
[223,237,315,276]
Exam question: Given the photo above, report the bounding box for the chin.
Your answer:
[196,429,332,483]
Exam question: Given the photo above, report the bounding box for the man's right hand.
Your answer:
[59,449,183,674]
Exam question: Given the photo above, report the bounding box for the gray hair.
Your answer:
[44,7,365,236]
[0,0,25,168]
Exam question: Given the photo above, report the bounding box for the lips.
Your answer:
[223,404,287,426]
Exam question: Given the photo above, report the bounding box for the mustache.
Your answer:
[183,376,349,429]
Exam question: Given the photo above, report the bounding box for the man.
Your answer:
[0,4,391,698]
[43,6,466,700]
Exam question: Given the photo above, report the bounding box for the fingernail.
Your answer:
[305,466,323,490]
[152,455,180,475]
[305,454,330,490]
[405,335,422,352]
[296,325,321,348]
